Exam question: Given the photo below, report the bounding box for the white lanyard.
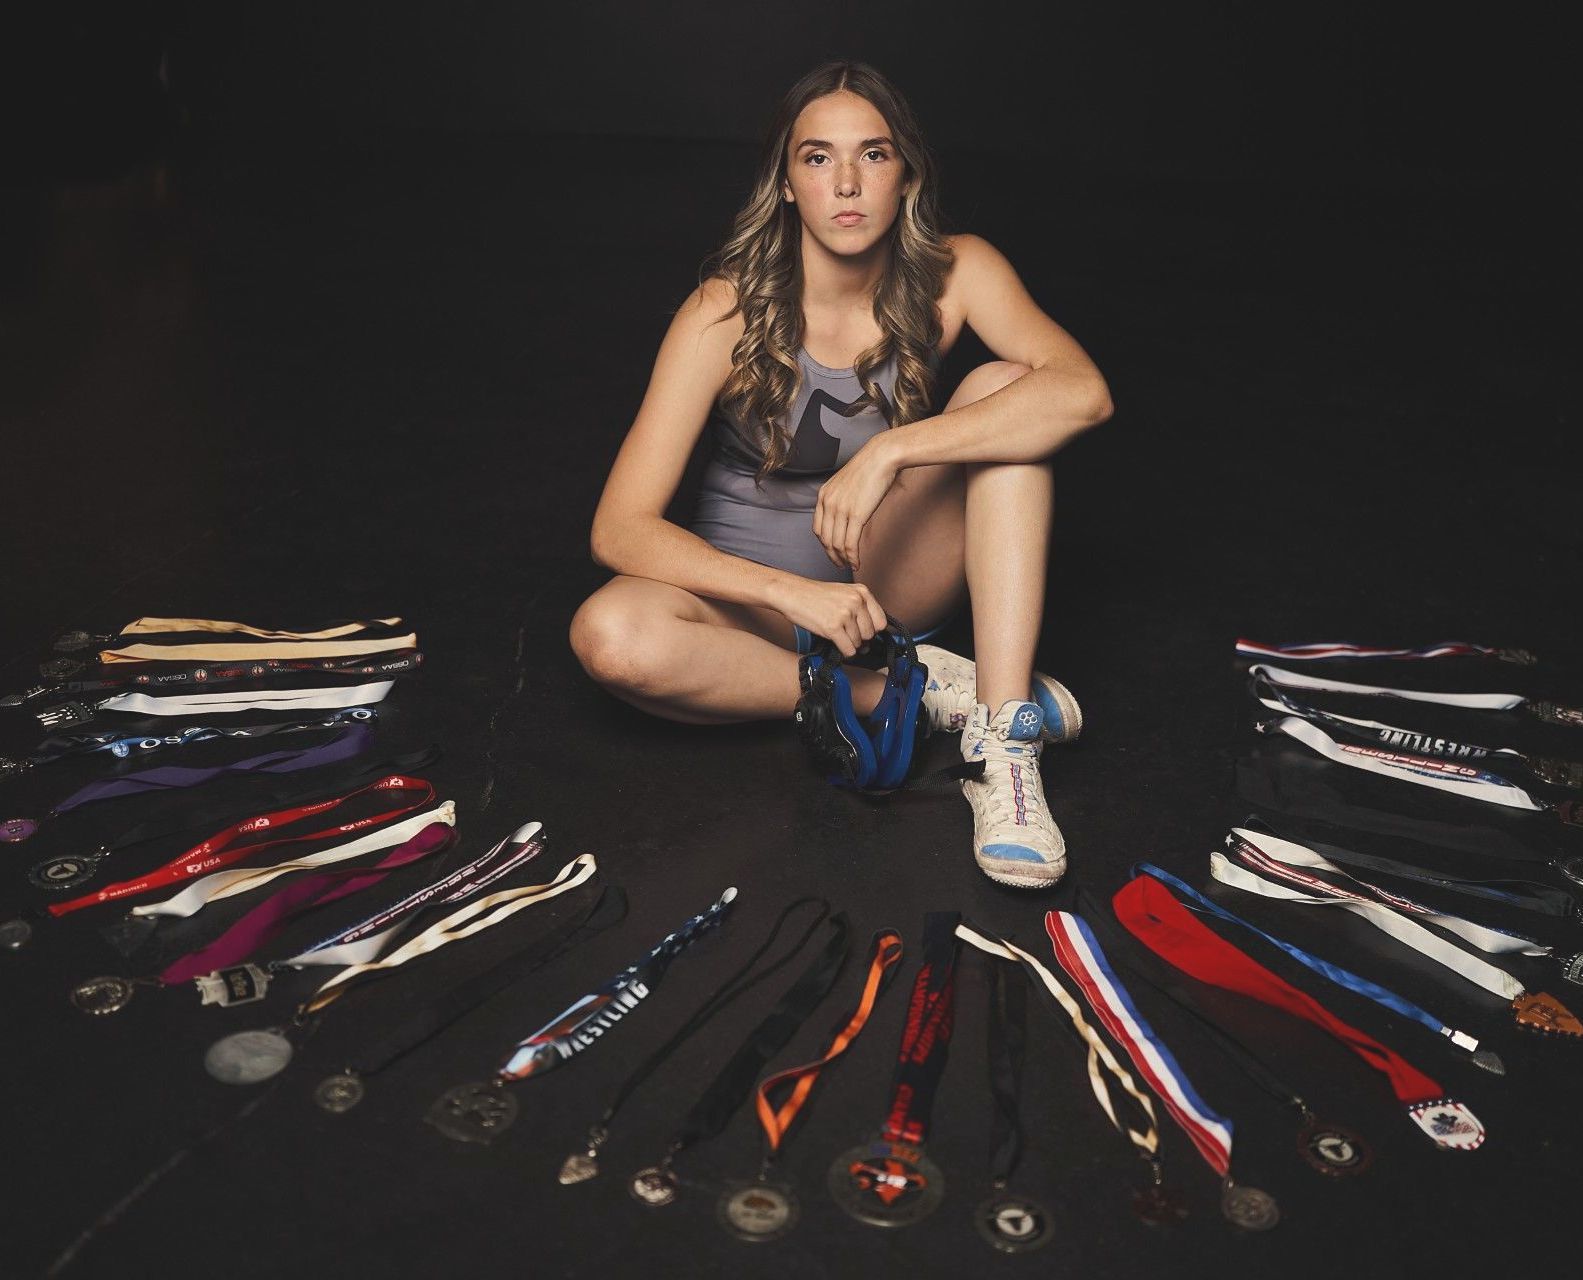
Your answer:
[1248,663,1524,710]
[100,680,395,717]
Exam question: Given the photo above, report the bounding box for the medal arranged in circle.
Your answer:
[71,974,137,1016]
[717,1180,801,1243]
[1,817,39,843]
[313,1073,366,1114]
[424,1081,519,1143]
[828,1137,944,1228]
[0,917,32,950]
[1298,1120,1373,1176]
[974,1193,1054,1253]
[1220,1180,1281,1232]
[204,1028,295,1085]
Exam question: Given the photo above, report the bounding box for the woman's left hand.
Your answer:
[813,438,901,571]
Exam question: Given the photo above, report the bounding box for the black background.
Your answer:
[4,3,1579,1277]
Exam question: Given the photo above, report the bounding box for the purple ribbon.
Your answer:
[49,723,375,817]
[159,819,454,984]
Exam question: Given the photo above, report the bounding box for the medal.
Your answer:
[0,918,32,950]
[54,630,109,652]
[434,884,735,1148]
[718,1180,799,1243]
[39,656,84,679]
[828,1138,944,1227]
[28,852,105,891]
[713,928,903,1241]
[313,1073,365,1113]
[424,1081,518,1143]
[628,1167,680,1207]
[1297,1119,1372,1176]
[0,817,38,842]
[203,1028,294,1084]
[1221,1180,1281,1232]
[1512,991,1583,1038]
[974,1193,1053,1253]
[0,756,31,778]
[1131,1180,1189,1227]
[70,975,137,1015]
[831,913,961,1229]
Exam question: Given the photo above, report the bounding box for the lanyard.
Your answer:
[1114,872,1487,1151]
[95,615,415,664]
[46,772,437,916]
[1252,677,1583,791]
[1237,638,1535,665]
[6,651,423,713]
[1248,663,1582,729]
[1133,861,1498,1068]
[1,708,377,776]
[1214,829,1583,1035]
[430,885,738,1147]
[39,680,397,728]
[313,884,627,1114]
[155,819,545,998]
[629,908,851,1207]
[1045,909,1280,1230]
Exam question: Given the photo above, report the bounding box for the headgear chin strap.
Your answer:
[794,621,930,792]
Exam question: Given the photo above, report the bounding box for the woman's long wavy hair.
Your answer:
[696,61,954,483]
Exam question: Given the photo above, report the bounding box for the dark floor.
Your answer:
[3,134,1579,1279]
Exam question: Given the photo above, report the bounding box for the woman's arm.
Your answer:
[879,234,1114,469]
[589,279,887,651]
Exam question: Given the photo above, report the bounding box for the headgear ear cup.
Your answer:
[792,621,927,792]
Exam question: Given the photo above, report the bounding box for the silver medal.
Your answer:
[629,1166,680,1208]
[975,1193,1054,1253]
[425,1081,518,1143]
[28,852,104,891]
[71,974,136,1015]
[718,1181,800,1242]
[314,1073,365,1113]
[0,918,32,950]
[557,1152,600,1185]
[1221,1182,1281,1232]
[204,1028,294,1085]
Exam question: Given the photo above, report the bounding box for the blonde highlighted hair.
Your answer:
[696,60,955,483]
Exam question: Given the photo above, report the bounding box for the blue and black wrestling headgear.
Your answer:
[793,621,930,792]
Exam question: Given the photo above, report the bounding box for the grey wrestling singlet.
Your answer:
[690,345,935,583]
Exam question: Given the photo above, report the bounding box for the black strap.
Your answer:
[599,896,833,1125]
[349,884,624,1076]
[670,911,851,1155]
[986,955,1028,1187]
[881,911,962,1145]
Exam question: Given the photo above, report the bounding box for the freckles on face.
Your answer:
[783,91,906,229]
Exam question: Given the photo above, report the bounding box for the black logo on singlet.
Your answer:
[785,388,885,472]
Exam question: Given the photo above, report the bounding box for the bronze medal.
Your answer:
[71,975,136,1015]
[1511,990,1583,1038]
[828,1139,944,1228]
[1131,1183,1189,1226]
[425,1081,518,1143]
[1221,1182,1280,1232]
[1297,1120,1373,1176]
[629,1166,680,1208]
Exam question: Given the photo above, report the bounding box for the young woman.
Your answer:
[571,61,1113,889]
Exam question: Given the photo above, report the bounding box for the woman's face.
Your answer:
[782,90,908,257]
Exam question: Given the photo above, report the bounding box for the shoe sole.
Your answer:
[979,861,1068,889]
[1032,674,1083,744]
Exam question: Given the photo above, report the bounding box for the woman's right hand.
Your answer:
[764,576,888,658]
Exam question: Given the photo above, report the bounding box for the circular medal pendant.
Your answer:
[828,1139,944,1228]
[0,917,33,950]
[1221,1182,1280,1232]
[313,1073,365,1114]
[425,1081,518,1144]
[28,853,102,891]
[1298,1120,1373,1176]
[54,631,97,652]
[0,757,31,780]
[204,1029,294,1085]
[0,817,38,842]
[629,1166,681,1208]
[717,1180,800,1242]
[39,657,83,680]
[71,974,136,1015]
[975,1193,1054,1253]
[1131,1184,1189,1226]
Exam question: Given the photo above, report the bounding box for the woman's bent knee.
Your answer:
[569,582,682,696]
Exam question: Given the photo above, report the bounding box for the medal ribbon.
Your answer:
[754,929,903,1168]
[1113,872,1487,1150]
[984,957,1029,1187]
[501,885,738,1082]
[955,922,1159,1163]
[100,615,414,664]
[43,722,375,818]
[157,820,455,983]
[280,819,547,969]
[1247,663,1524,710]
[1237,638,1529,664]
[299,853,601,1016]
[46,772,437,916]
[1132,861,1484,1052]
[1214,829,1544,999]
[1046,910,1235,1178]
[15,708,377,771]
[91,679,396,718]
[131,802,456,919]
[880,911,961,1146]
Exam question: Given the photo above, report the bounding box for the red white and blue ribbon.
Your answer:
[1045,911,1233,1177]
[1236,638,1528,663]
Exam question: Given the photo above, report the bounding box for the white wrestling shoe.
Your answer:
[959,700,1067,889]
[917,645,1083,744]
